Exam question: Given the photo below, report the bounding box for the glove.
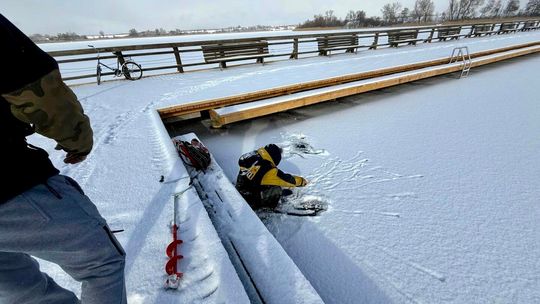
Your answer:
[55,144,88,164]
[297,177,308,187]
[64,152,87,164]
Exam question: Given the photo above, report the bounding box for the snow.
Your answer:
[25,30,540,303]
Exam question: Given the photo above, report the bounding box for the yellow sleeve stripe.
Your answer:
[261,168,297,187]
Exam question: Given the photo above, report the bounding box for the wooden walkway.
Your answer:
[157,42,540,128]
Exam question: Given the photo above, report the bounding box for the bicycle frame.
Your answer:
[89,45,121,74]
[98,61,119,73]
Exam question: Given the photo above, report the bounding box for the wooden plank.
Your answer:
[437,26,461,41]
[202,41,269,64]
[202,44,268,52]
[157,41,540,119]
[437,26,461,38]
[470,24,497,37]
[159,59,448,118]
[387,30,420,47]
[209,45,540,128]
[521,20,539,30]
[320,45,365,51]
[211,68,465,127]
[204,50,268,60]
[206,54,268,63]
[317,36,357,42]
[207,47,269,55]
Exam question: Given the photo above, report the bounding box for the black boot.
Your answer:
[281,189,293,197]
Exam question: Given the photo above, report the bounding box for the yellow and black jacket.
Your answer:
[235,144,306,205]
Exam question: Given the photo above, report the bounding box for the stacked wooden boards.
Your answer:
[157,42,540,128]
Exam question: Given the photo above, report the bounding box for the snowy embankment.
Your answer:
[25,30,540,303]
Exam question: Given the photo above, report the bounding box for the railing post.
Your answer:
[319,36,329,56]
[467,25,475,38]
[369,32,379,50]
[173,47,184,73]
[290,38,298,59]
[425,28,435,43]
[257,41,264,64]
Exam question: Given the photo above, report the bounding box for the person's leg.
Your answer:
[0,174,126,304]
[239,191,261,209]
[0,252,79,304]
[259,186,282,209]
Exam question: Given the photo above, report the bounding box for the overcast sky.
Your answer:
[5,0,457,35]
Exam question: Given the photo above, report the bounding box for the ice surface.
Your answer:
[188,54,540,303]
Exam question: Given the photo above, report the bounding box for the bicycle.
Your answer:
[88,45,143,85]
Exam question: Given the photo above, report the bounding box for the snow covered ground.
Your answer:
[28,30,540,303]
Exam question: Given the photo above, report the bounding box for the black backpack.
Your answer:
[173,138,211,171]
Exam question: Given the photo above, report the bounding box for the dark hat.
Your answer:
[264,144,282,165]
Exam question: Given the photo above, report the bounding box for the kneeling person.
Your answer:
[236,144,307,209]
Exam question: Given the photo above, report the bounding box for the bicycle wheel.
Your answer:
[122,62,143,81]
[96,65,102,85]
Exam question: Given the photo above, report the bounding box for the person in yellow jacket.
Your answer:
[236,144,307,209]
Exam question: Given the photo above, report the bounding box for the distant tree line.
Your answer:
[29,30,118,43]
[443,0,539,20]
[128,28,167,37]
[29,24,291,43]
[298,10,383,28]
[30,32,84,43]
[126,25,281,38]
[299,0,540,29]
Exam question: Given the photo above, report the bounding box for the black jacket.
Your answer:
[0,14,59,202]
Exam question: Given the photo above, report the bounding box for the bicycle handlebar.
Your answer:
[88,45,100,59]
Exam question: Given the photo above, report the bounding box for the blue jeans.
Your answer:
[0,175,126,304]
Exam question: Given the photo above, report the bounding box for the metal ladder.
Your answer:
[449,46,472,78]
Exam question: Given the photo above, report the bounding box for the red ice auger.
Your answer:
[165,192,184,289]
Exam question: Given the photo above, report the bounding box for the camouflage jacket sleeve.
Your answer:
[1,69,93,155]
